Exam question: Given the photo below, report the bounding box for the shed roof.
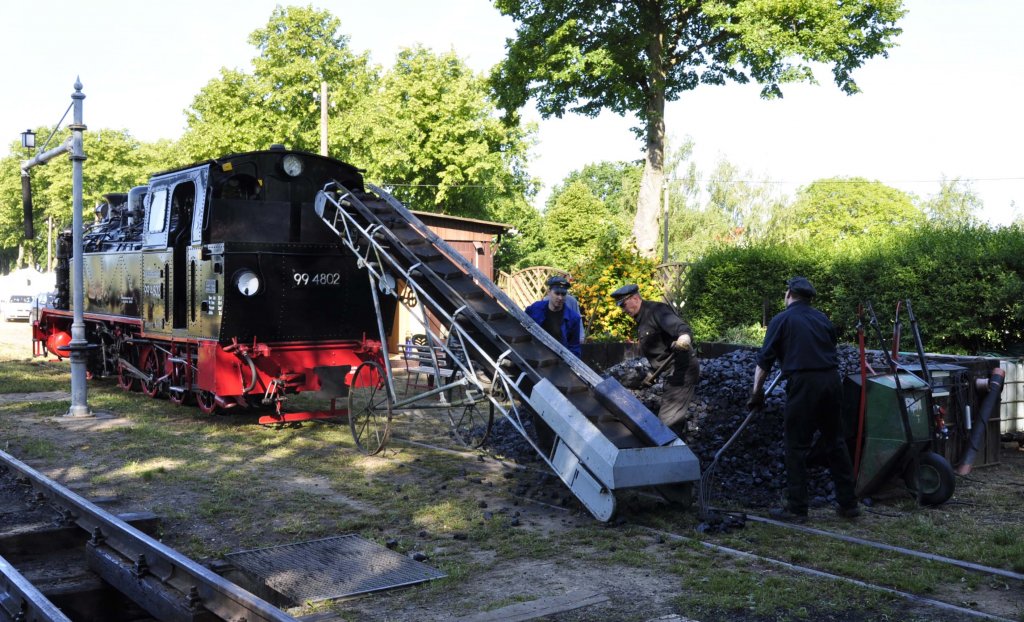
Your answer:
[411,210,510,236]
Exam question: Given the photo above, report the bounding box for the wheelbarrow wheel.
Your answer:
[903,451,955,506]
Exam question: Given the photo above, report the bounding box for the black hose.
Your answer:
[955,367,1005,474]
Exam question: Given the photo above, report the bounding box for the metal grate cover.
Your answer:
[225,534,446,603]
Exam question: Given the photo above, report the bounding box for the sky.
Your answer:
[2,0,1022,225]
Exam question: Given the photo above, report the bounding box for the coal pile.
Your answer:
[614,345,888,511]
[484,345,892,514]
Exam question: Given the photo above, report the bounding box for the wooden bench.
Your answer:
[402,340,455,392]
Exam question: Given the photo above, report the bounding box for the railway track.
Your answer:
[387,431,1023,622]
[0,449,298,622]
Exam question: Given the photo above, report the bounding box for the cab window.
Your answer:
[147,188,169,233]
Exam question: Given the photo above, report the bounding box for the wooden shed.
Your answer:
[390,211,510,352]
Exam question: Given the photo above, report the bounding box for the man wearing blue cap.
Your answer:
[526,275,583,356]
[611,283,700,435]
[749,276,859,523]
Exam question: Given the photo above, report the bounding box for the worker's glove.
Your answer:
[671,334,692,351]
[746,388,765,410]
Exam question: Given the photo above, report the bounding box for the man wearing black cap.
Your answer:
[611,283,700,435]
[749,276,859,523]
[526,275,583,356]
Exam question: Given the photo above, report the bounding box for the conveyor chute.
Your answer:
[313,183,700,520]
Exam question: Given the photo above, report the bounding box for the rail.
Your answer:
[0,449,297,622]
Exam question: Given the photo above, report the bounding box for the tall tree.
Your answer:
[703,157,787,246]
[778,177,924,245]
[0,129,172,270]
[180,6,375,160]
[530,180,616,267]
[491,0,906,256]
[923,176,983,227]
[340,47,534,219]
[548,160,642,237]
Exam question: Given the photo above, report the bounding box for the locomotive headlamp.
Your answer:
[234,269,261,296]
[282,154,304,177]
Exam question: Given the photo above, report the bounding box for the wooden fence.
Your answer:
[497,262,691,310]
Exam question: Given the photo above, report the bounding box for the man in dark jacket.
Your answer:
[612,283,700,434]
[749,276,860,523]
[526,275,582,357]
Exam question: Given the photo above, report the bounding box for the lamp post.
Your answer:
[20,79,91,418]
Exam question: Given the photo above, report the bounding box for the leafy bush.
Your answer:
[714,323,768,346]
[569,242,661,342]
[685,224,1024,354]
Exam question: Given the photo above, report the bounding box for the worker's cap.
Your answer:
[611,283,639,307]
[785,276,817,298]
[546,275,571,293]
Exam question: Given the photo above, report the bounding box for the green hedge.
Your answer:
[685,225,1024,355]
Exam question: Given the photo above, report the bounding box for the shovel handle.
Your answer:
[642,351,678,387]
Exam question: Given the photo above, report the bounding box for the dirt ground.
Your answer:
[2,318,1022,622]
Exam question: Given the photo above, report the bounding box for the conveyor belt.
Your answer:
[314,183,700,520]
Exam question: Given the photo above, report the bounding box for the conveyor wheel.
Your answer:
[445,379,494,449]
[348,360,393,455]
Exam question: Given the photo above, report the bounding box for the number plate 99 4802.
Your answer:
[293,272,342,287]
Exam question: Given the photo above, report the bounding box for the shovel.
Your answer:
[641,351,679,388]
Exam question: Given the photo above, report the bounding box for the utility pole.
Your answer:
[662,180,670,264]
[320,81,329,157]
[20,79,91,418]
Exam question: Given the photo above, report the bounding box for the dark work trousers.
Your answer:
[659,357,701,433]
[783,369,857,513]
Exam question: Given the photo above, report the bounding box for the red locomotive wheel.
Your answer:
[117,346,140,392]
[196,391,219,415]
[140,348,164,399]
[168,358,193,406]
[117,362,138,392]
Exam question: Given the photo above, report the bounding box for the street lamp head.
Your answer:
[21,129,36,149]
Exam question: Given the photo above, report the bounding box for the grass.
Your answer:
[1,358,1021,621]
[0,359,71,393]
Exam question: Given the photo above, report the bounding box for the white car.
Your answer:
[3,294,34,322]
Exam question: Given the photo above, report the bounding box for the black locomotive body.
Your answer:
[34,148,397,416]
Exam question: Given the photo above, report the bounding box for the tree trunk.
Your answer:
[632,19,667,258]
[634,118,665,257]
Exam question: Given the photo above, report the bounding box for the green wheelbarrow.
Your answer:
[842,371,955,506]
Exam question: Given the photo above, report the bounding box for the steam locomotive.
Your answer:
[33,147,397,419]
